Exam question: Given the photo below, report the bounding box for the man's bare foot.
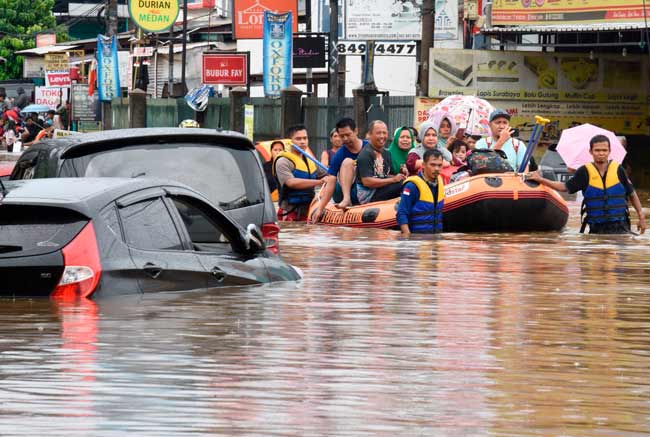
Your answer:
[335,199,351,210]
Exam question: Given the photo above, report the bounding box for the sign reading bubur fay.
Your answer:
[129,0,180,32]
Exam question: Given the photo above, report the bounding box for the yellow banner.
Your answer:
[428,48,650,135]
[492,0,650,26]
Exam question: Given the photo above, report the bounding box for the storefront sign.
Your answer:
[128,0,180,32]
[71,83,99,121]
[413,97,441,127]
[132,46,155,57]
[45,53,69,71]
[201,53,249,86]
[263,11,292,97]
[435,0,458,41]
[292,36,326,68]
[45,71,72,87]
[233,0,298,39]
[428,48,650,136]
[97,34,121,101]
[344,0,421,40]
[491,0,650,26]
[34,87,69,110]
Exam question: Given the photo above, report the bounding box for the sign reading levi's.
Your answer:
[202,53,249,86]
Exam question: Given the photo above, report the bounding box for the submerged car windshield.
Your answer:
[60,143,265,210]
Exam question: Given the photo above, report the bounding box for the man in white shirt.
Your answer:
[475,109,527,171]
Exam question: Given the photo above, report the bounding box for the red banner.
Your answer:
[202,53,249,86]
[233,0,297,39]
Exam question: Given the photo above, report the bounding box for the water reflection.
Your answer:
[0,197,649,435]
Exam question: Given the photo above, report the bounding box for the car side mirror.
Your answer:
[244,223,266,253]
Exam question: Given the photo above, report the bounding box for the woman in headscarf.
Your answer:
[320,128,343,168]
[406,120,452,175]
[387,126,415,175]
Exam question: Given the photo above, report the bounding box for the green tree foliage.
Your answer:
[0,0,68,79]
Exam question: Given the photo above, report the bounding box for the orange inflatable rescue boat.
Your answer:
[310,173,569,232]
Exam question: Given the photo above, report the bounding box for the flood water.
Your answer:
[2,194,650,436]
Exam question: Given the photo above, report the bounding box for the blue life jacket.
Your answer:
[403,174,445,233]
[273,151,318,205]
[582,161,629,228]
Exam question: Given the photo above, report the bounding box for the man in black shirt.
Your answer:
[355,120,406,204]
[528,134,645,234]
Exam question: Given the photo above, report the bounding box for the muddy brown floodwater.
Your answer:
[1,194,649,436]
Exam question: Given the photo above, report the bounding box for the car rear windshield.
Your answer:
[60,143,266,210]
[0,205,88,258]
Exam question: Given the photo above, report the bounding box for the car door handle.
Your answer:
[211,267,226,283]
[143,263,163,279]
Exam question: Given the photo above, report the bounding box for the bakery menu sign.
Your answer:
[491,0,650,26]
[428,48,650,135]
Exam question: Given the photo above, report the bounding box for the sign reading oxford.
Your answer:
[129,0,180,32]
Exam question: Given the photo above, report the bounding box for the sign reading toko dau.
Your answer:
[129,0,180,32]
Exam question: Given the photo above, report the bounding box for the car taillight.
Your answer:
[262,222,280,255]
[51,222,102,299]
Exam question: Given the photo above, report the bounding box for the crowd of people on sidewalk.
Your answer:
[267,110,645,236]
[0,88,69,152]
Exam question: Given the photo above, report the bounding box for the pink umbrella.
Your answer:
[556,124,626,170]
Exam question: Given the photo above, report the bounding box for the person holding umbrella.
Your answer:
[527,134,645,234]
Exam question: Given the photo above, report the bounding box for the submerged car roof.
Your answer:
[24,128,255,159]
[2,177,205,217]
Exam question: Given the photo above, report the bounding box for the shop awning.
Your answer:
[482,22,648,35]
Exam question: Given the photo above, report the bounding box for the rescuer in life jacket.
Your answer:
[397,148,445,236]
[273,124,328,221]
[527,134,646,234]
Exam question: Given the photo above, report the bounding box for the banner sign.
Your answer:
[45,71,71,87]
[428,48,650,136]
[293,36,326,68]
[202,52,249,86]
[344,0,421,40]
[491,0,650,26]
[34,87,69,110]
[244,104,254,141]
[263,11,292,97]
[233,0,298,39]
[97,34,122,102]
[128,0,179,32]
[435,0,458,41]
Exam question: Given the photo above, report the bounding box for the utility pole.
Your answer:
[181,0,188,93]
[106,0,118,37]
[305,0,313,94]
[418,0,433,97]
[328,0,339,98]
[168,29,174,97]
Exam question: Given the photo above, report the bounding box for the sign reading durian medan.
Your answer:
[129,0,180,32]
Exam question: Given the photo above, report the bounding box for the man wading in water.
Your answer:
[528,134,646,234]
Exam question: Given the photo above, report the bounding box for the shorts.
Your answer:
[333,182,359,205]
[589,221,631,234]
